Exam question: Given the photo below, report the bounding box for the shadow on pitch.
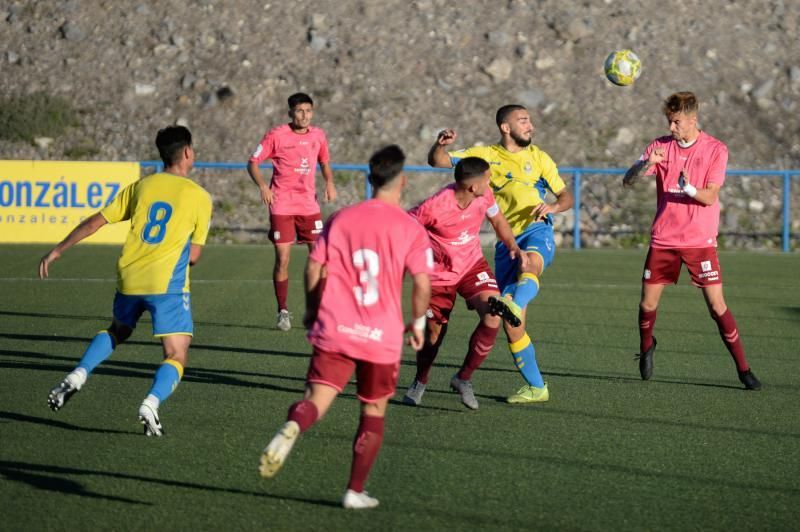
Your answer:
[0,460,340,507]
[0,308,292,332]
[0,460,342,509]
[0,332,311,359]
[0,410,136,435]
[0,461,148,505]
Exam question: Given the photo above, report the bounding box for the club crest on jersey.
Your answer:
[524,161,532,173]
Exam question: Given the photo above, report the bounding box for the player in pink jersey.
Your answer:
[247,92,338,331]
[258,145,433,510]
[401,156,526,410]
[623,91,761,390]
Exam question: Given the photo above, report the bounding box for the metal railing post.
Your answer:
[573,170,582,249]
[364,171,372,200]
[783,170,791,253]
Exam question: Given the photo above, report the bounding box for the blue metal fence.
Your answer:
[141,161,798,253]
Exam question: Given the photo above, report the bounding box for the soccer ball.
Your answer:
[604,49,642,86]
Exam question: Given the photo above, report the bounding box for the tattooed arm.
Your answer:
[623,147,665,188]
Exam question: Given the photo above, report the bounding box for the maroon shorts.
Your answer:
[643,246,722,287]
[306,347,400,403]
[269,213,323,245]
[428,258,499,323]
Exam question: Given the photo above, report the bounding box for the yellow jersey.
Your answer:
[449,144,566,235]
[101,172,212,295]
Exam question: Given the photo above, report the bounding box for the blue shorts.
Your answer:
[494,223,556,292]
[113,292,193,337]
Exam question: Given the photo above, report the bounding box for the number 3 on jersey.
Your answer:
[142,201,173,244]
[353,249,379,306]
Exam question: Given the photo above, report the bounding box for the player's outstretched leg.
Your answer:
[47,330,118,412]
[509,272,540,309]
[506,333,549,404]
[259,399,319,478]
[259,420,301,478]
[488,295,522,327]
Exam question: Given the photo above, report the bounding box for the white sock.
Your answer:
[143,394,160,410]
[67,368,88,389]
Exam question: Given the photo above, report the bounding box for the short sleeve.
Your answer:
[190,190,213,245]
[447,145,490,167]
[539,150,566,194]
[100,181,135,223]
[249,131,275,163]
[705,143,728,186]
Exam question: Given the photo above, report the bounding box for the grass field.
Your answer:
[1,244,799,531]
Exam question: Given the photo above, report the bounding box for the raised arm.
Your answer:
[623,147,664,188]
[427,128,457,168]
[39,212,108,278]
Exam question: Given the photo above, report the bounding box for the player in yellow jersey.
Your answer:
[40,126,213,436]
[428,104,573,404]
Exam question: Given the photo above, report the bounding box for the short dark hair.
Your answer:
[454,157,490,183]
[367,145,405,190]
[496,104,527,127]
[662,91,699,116]
[288,92,313,109]
[155,126,192,166]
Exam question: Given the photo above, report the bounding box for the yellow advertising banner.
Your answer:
[0,160,141,243]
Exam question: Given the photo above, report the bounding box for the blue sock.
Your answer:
[76,331,115,374]
[148,360,183,403]
[509,334,545,388]
[512,273,540,309]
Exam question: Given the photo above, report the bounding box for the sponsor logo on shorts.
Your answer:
[644,269,651,280]
[337,323,384,342]
[697,271,719,280]
[701,260,712,272]
[426,309,434,319]
[273,231,281,240]
[182,294,190,311]
[474,270,497,287]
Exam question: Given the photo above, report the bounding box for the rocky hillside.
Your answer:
[2,0,798,248]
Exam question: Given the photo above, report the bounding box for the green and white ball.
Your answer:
[604,49,642,86]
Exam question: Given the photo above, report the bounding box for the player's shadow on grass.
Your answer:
[0,332,311,359]
[0,461,148,505]
[0,348,307,395]
[0,309,296,332]
[0,460,342,509]
[0,411,137,435]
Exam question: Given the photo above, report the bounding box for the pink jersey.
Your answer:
[307,199,433,365]
[409,184,499,285]
[641,131,728,248]
[249,124,330,216]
